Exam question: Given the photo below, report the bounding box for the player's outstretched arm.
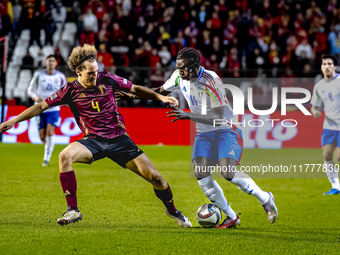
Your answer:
[0,101,50,133]
[311,106,321,119]
[115,86,171,101]
[128,85,178,107]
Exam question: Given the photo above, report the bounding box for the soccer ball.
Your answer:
[196,204,222,228]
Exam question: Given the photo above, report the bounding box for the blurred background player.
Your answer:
[27,55,67,167]
[0,44,191,228]
[311,54,340,195]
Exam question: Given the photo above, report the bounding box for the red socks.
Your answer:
[154,184,177,215]
[60,172,177,214]
[60,171,77,210]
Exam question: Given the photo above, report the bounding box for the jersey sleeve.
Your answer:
[162,70,180,92]
[60,73,67,89]
[99,71,132,92]
[45,83,72,107]
[310,84,322,107]
[27,72,40,98]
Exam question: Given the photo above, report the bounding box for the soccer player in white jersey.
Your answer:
[27,55,67,167]
[311,55,340,195]
[115,47,278,228]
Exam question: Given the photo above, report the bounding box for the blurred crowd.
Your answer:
[1,1,339,72]
[1,0,340,106]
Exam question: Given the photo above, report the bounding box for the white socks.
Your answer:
[198,175,236,219]
[43,135,55,162]
[228,170,270,205]
[325,161,340,190]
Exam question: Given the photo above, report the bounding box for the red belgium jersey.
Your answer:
[45,71,132,139]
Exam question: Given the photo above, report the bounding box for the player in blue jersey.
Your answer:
[311,54,340,195]
[27,55,67,167]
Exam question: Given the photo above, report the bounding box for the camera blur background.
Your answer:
[0,0,338,108]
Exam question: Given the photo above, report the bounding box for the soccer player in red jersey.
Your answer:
[0,44,192,227]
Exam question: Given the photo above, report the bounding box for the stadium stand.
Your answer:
[0,0,338,106]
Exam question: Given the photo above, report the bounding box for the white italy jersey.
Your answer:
[311,73,340,131]
[27,70,66,112]
[162,67,238,133]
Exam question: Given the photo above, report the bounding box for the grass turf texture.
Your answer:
[0,143,339,254]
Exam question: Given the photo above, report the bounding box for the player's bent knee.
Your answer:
[151,174,165,187]
[323,152,333,161]
[47,130,55,137]
[59,150,73,165]
[195,171,210,180]
[219,170,233,181]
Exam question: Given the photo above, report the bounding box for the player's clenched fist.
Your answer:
[313,111,321,119]
[311,106,321,119]
[0,121,14,133]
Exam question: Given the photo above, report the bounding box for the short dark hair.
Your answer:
[177,47,201,73]
[322,54,338,66]
[46,54,57,61]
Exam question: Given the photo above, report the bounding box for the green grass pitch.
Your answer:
[0,143,339,254]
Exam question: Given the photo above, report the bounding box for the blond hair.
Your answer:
[67,44,97,72]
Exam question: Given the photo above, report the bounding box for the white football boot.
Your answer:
[262,192,278,223]
[57,209,82,226]
[42,160,49,167]
[166,209,192,228]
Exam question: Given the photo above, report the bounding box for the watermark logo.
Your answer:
[200,84,311,116]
